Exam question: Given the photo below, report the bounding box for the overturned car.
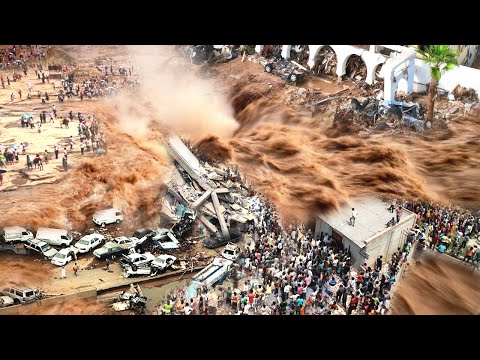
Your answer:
[264,58,308,84]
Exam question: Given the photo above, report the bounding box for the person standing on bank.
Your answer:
[60,266,67,279]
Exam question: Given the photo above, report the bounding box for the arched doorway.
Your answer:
[345,54,367,81]
[261,45,282,59]
[312,46,337,76]
[289,45,310,66]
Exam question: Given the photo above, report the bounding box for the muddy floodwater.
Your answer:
[391,250,480,315]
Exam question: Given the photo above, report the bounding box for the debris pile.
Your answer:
[261,45,282,59]
[331,97,429,135]
[163,134,258,253]
[112,283,147,314]
[312,46,337,76]
[452,85,478,103]
[289,45,310,66]
[345,55,367,81]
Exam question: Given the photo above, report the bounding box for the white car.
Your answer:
[0,295,15,308]
[51,247,79,267]
[74,233,105,253]
[151,255,177,271]
[153,230,180,250]
[112,236,136,249]
[92,208,123,227]
[221,242,240,261]
[119,253,156,268]
[122,264,156,278]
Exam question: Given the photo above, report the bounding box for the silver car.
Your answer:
[1,286,37,305]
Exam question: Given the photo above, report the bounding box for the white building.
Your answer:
[314,196,416,269]
[254,44,480,102]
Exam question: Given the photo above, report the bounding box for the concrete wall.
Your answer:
[396,58,480,96]
[314,218,332,239]
[363,213,416,268]
[315,212,416,269]
[0,288,97,315]
[343,239,363,268]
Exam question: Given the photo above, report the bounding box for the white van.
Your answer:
[92,208,123,227]
[35,228,73,248]
[2,226,34,243]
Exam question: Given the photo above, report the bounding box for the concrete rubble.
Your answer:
[164,134,255,244]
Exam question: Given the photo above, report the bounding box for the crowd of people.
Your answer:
[156,192,416,316]
[0,45,119,187]
[404,200,479,264]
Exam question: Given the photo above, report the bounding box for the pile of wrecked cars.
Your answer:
[112,283,147,314]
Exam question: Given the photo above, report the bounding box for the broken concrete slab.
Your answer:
[211,191,230,240]
[191,189,213,209]
[230,203,242,211]
[197,213,218,233]
[167,188,189,207]
[214,188,230,194]
[204,202,225,216]
[166,135,211,190]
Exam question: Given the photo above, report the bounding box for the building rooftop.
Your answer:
[318,196,415,248]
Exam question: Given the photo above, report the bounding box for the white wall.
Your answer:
[314,218,332,239]
[397,58,480,96]
[364,213,416,267]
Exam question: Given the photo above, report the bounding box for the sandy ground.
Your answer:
[0,64,103,190]
[0,252,123,294]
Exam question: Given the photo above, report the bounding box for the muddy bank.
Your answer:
[391,250,480,315]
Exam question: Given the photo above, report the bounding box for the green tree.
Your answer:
[416,45,458,123]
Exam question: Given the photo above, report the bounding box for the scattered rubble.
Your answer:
[331,97,429,135]
[112,283,147,314]
[452,85,478,103]
[345,55,367,81]
[312,46,337,76]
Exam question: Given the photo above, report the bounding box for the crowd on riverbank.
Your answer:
[155,194,415,315]
[404,200,479,264]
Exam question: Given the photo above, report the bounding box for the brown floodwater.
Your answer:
[2,45,480,315]
[391,250,480,315]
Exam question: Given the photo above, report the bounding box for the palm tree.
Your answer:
[416,45,458,123]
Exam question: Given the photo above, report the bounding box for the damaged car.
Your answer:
[151,254,177,272]
[93,242,129,260]
[131,228,156,252]
[153,230,180,250]
[170,209,196,241]
[264,58,308,84]
[121,263,156,278]
[24,239,58,259]
[203,228,242,249]
[112,283,147,313]
[112,236,137,250]
[0,295,15,308]
[51,247,79,267]
[119,253,156,268]
[342,98,429,131]
[74,233,105,253]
